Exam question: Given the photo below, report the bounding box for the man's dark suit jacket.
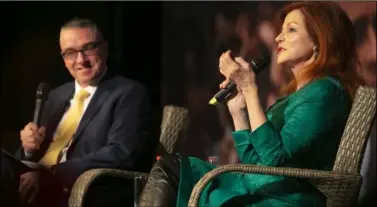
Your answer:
[16,71,153,191]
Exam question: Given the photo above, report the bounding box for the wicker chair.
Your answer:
[189,86,376,207]
[68,105,189,207]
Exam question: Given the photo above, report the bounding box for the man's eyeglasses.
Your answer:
[61,41,102,60]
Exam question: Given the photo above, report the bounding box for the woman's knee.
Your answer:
[150,154,181,187]
[139,154,182,206]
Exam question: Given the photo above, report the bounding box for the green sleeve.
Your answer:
[248,100,344,166]
[232,129,260,164]
[231,78,350,167]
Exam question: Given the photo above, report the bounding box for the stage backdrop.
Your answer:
[160,2,376,160]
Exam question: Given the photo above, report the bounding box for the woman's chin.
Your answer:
[276,58,286,66]
[276,59,293,70]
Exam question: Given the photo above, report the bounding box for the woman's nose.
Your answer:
[275,32,284,43]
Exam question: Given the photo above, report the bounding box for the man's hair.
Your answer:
[62,17,98,30]
[61,17,105,40]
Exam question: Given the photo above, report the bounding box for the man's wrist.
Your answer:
[24,150,33,158]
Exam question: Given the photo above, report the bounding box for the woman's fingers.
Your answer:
[219,79,231,89]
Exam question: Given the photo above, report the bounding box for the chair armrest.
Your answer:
[69,168,148,207]
[188,164,361,207]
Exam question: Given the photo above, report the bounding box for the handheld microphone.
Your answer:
[33,83,50,126]
[209,52,271,105]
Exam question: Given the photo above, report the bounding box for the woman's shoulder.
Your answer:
[306,76,344,89]
[294,76,350,103]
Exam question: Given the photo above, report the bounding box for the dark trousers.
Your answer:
[1,149,21,207]
[1,149,67,207]
[26,170,67,207]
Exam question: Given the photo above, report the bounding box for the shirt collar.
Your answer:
[74,81,97,97]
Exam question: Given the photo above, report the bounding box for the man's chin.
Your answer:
[76,76,95,86]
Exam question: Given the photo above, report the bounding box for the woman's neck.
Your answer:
[291,55,316,91]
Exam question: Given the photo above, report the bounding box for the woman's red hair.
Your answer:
[278,2,363,99]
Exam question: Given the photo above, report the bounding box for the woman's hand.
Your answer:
[219,79,246,116]
[219,79,250,130]
[218,51,252,130]
[219,50,258,92]
[219,50,266,131]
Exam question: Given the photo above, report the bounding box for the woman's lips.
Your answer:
[277,47,286,54]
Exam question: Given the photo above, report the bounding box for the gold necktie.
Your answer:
[39,89,90,168]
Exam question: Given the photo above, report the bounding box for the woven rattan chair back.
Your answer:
[158,105,189,154]
[333,86,376,173]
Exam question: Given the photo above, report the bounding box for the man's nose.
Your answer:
[75,51,87,63]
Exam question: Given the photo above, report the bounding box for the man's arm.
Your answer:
[54,83,151,190]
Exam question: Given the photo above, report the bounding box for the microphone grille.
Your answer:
[36,82,50,100]
[251,50,271,73]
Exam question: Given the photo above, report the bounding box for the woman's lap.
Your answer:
[177,155,249,207]
[176,155,325,207]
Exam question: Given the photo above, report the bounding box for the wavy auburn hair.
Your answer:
[278,2,363,99]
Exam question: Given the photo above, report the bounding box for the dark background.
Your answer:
[0,2,221,158]
[0,2,163,152]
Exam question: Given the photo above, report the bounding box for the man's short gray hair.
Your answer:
[61,17,104,40]
[61,17,98,30]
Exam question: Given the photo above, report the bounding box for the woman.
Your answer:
[139,2,363,207]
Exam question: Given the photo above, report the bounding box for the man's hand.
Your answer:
[19,171,41,204]
[20,123,45,153]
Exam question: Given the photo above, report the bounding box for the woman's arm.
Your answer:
[230,87,269,165]
[231,109,250,131]
[242,87,268,131]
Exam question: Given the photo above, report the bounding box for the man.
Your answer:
[15,17,152,206]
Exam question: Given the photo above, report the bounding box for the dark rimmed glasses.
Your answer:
[61,41,102,60]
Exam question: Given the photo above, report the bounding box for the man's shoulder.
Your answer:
[104,75,143,87]
[48,74,147,101]
[50,74,145,92]
[101,75,147,93]
[102,75,150,106]
[49,81,73,96]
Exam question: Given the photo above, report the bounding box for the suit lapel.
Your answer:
[71,71,115,144]
[73,86,110,140]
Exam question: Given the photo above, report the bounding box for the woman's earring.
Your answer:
[313,46,318,58]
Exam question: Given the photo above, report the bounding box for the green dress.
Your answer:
[177,76,352,207]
